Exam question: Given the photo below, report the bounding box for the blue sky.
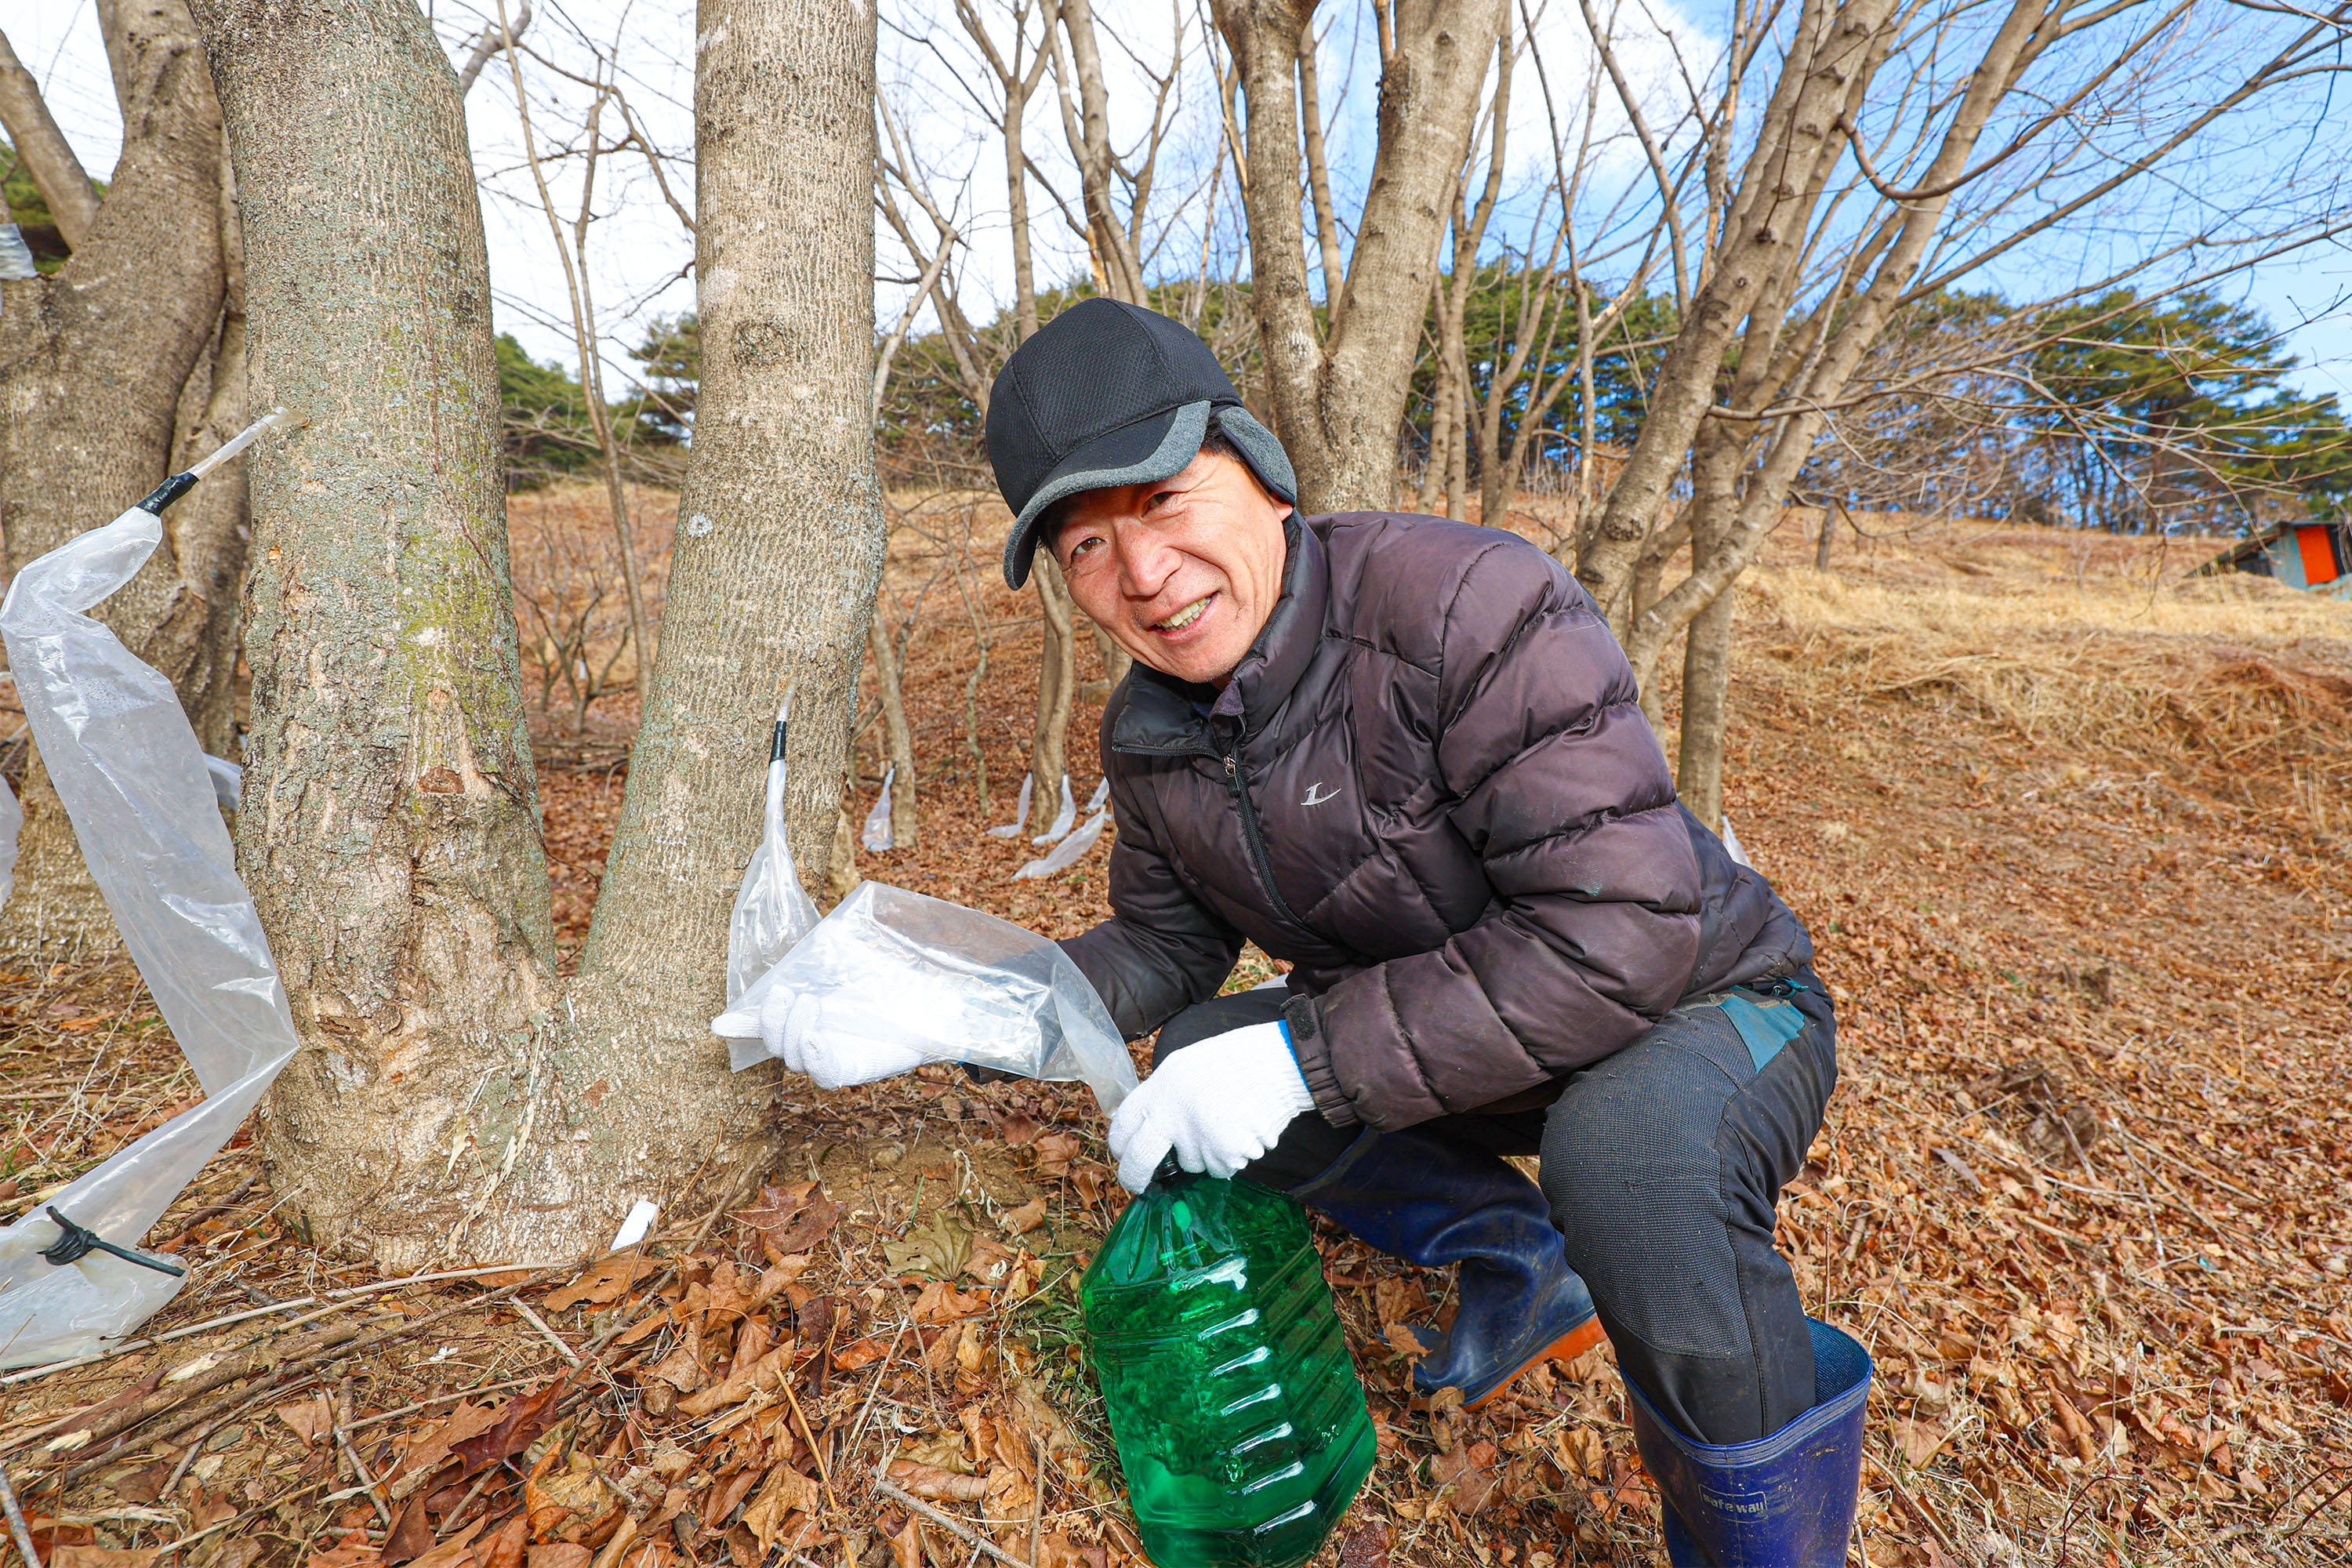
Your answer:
[15,0,2350,409]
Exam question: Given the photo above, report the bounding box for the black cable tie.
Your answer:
[38,1206,187,1277]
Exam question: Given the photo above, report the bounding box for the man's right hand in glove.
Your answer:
[1106,1021,1316,1192]
[757,991,927,1089]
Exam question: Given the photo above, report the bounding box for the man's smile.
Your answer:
[1150,593,1217,635]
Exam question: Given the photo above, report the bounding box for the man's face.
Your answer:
[1050,449,1292,688]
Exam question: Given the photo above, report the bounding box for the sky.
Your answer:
[12,0,2350,411]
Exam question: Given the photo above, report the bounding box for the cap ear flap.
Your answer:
[1211,407,1299,506]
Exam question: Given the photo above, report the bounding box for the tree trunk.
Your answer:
[550,0,885,1249]
[1668,416,1740,806]
[1090,620,1131,694]
[869,610,919,849]
[1029,556,1076,818]
[1216,0,1506,513]
[1676,584,1735,833]
[161,149,253,758]
[194,0,558,1265]
[1416,344,1452,514]
[0,0,230,958]
[197,0,884,1267]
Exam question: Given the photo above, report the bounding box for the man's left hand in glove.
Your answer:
[1106,1020,1315,1192]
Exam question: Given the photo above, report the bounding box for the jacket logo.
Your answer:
[1301,782,1342,807]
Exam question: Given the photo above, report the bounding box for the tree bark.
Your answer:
[1216,0,1507,513]
[160,143,252,758]
[195,0,884,1267]
[1054,0,1145,305]
[0,0,229,958]
[1674,422,1743,827]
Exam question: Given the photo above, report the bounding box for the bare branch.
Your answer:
[0,27,102,249]
[454,0,533,97]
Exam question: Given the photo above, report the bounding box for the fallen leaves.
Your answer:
[883,1208,975,1280]
[909,1279,993,1324]
[677,1345,794,1417]
[451,1377,568,1477]
[736,1181,845,1256]
[276,1396,334,1446]
[888,1461,989,1501]
[741,1465,824,1547]
[1894,1416,1951,1468]
[541,1250,651,1312]
[1428,1439,1501,1513]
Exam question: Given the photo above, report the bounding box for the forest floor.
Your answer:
[3,502,2350,1568]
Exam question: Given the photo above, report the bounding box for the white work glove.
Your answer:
[757,990,927,1089]
[1107,1021,1316,1193]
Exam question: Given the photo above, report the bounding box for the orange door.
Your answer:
[2298,525,2341,586]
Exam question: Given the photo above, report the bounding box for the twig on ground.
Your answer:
[514,1301,583,1367]
[336,1377,394,1528]
[0,1458,43,1568]
[343,1375,553,1434]
[876,1480,1038,1568]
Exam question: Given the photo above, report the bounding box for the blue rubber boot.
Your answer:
[1291,1127,1605,1408]
[1624,1319,1872,1566]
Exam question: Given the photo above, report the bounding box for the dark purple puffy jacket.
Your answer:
[1061,512,1812,1131]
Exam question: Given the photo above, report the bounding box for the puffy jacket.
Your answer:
[1061,512,1812,1131]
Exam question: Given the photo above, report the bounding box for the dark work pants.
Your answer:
[1152,970,1838,1445]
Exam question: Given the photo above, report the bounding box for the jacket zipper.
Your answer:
[1224,746,1305,929]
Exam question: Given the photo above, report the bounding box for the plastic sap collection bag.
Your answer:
[724,698,822,1006]
[859,765,895,853]
[0,413,299,1367]
[1031,774,1076,846]
[0,773,21,909]
[711,880,1137,1116]
[985,772,1033,839]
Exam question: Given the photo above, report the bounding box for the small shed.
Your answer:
[2198,520,2352,597]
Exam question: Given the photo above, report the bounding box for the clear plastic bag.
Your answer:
[711,880,1136,1115]
[0,495,303,1367]
[1031,773,1076,845]
[985,772,1033,838]
[859,765,895,852]
[0,223,37,281]
[0,772,20,909]
[1013,804,1110,881]
[205,753,243,812]
[724,698,822,1006]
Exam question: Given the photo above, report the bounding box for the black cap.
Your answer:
[985,298,1298,588]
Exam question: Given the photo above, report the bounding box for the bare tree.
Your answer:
[1558,0,2352,829]
[1214,0,1511,511]
[494,2,655,704]
[0,5,238,956]
[192,0,883,1265]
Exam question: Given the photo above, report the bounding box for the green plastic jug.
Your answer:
[1080,1167,1377,1568]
